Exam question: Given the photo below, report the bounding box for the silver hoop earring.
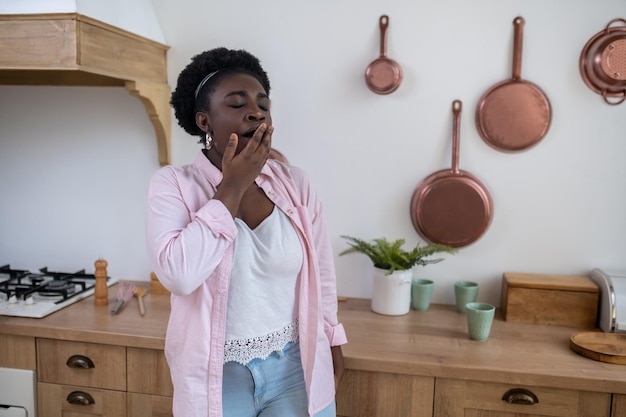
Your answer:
[204,133,213,150]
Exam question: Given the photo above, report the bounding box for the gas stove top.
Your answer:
[0,264,118,318]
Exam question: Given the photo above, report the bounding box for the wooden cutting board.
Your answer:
[570,332,626,364]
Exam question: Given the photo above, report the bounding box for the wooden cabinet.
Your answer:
[0,333,36,370]
[336,369,434,417]
[128,393,174,417]
[0,13,171,166]
[38,339,126,390]
[38,382,126,416]
[613,394,626,417]
[37,339,127,416]
[35,339,173,417]
[5,296,626,417]
[433,378,611,417]
[127,347,173,416]
[335,374,620,417]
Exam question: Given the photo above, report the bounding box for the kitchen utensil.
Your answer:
[111,281,135,315]
[579,18,626,105]
[365,15,403,95]
[133,286,147,316]
[410,100,493,248]
[570,331,626,364]
[476,16,552,152]
[94,258,109,306]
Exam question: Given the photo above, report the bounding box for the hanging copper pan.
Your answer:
[365,15,403,94]
[410,100,493,248]
[476,16,552,152]
[580,18,626,105]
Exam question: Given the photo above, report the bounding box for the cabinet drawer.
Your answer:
[434,378,611,417]
[337,369,434,417]
[127,347,173,396]
[38,382,126,417]
[37,338,126,390]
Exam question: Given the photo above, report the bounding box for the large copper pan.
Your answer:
[476,17,552,152]
[365,15,403,95]
[580,18,626,105]
[410,100,493,248]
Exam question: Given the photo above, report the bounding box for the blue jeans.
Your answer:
[222,341,336,417]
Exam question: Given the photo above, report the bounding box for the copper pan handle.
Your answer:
[605,18,626,32]
[451,100,462,174]
[512,16,525,81]
[379,15,389,58]
[602,90,626,105]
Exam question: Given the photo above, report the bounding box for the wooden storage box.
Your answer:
[501,272,599,328]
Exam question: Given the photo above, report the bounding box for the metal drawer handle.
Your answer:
[67,391,95,406]
[502,388,539,405]
[66,354,95,369]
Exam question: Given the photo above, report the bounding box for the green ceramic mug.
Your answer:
[411,279,434,311]
[465,302,496,341]
[454,281,479,313]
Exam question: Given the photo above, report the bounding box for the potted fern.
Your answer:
[340,236,457,315]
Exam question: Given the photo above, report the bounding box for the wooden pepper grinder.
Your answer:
[94,258,109,306]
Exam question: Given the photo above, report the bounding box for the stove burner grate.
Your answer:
[0,264,105,304]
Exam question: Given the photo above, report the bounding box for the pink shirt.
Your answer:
[146,151,348,417]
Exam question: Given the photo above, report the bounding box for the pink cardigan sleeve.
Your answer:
[145,166,237,295]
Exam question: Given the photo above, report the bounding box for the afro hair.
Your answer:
[170,47,271,138]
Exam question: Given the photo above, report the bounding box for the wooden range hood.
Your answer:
[0,13,171,166]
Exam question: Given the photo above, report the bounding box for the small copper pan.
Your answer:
[476,16,552,152]
[410,100,493,248]
[365,15,403,95]
[580,18,626,105]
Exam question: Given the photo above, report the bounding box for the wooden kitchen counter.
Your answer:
[338,298,626,395]
[0,284,170,350]
[2,293,626,396]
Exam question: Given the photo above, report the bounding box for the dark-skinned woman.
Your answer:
[146,47,347,417]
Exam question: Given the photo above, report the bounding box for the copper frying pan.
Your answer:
[410,100,493,248]
[365,15,403,94]
[476,16,552,152]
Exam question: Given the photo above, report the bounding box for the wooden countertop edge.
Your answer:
[0,320,165,350]
[342,356,626,394]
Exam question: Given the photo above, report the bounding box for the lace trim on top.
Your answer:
[224,320,299,365]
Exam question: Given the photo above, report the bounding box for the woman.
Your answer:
[146,47,347,417]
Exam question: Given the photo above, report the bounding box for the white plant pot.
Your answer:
[371,267,413,316]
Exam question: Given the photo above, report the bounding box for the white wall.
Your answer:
[1,0,625,307]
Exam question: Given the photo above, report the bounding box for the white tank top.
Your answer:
[224,206,303,364]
